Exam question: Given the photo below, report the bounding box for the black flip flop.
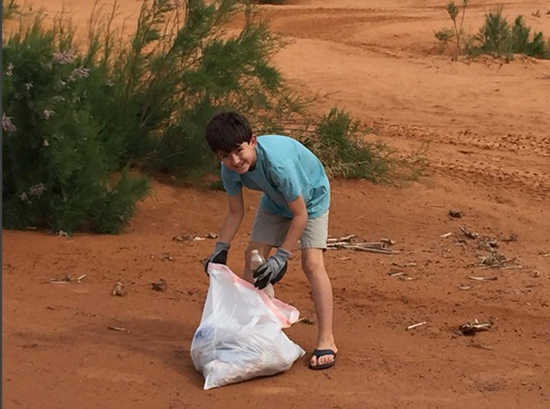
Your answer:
[309,348,337,370]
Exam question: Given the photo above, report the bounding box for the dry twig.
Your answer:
[388,271,415,281]
[459,319,492,335]
[326,235,400,254]
[406,321,427,330]
[461,226,499,250]
[467,275,497,281]
[327,235,356,243]
[108,326,130,333]
[47,274,73,284]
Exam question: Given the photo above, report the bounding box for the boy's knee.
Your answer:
[301,254,324,277]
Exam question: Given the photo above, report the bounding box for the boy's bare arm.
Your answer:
[218,191,245,244]
[281,196,308,252]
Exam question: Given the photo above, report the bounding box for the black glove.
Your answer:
[204,242,229,274]
[253,247,291,289]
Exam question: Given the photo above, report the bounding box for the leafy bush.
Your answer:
[82,0,308,177]
[2,17,149,234]
[511,15,531,54]
[476,8,510,56]
[2,0,19,21]
[434,1,471,59]
[299,108,424,183]
[2,0,305,233]
[434,28,454,54]
[3,0,423,235]
[465,8,550,59]
[446,0,469,61]
[437,3,550,60]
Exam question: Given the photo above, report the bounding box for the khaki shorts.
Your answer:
[250,207,329,249]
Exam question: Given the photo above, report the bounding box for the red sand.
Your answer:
[3,1,550,408]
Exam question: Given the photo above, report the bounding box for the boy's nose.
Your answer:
[230,153,240,166]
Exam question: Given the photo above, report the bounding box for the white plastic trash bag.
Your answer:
[191,263,305,390]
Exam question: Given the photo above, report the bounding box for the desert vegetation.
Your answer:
[3,0,417,234]
[436,1,550,60]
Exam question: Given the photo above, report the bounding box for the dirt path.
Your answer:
[3,1,550,408]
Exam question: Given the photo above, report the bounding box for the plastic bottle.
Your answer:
[251,249,275,299]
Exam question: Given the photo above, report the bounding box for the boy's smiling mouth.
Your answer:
[232,162,247,173]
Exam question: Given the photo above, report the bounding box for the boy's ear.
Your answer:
[250,134,257,146]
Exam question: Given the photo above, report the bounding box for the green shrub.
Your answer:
[511,15,530,53]
[91,167,150,234]
[465,8,550,59]
[3,0,422,235]
[437,3,550,60]
[434,28,454,54]
[446,0,469,60]
[2,0,308,232]
[85,0,306,177]
[524,31,549,58]
[2,0,19,21]
[299,108,422,183]
[477,8,511,56]
[2,11,149,234]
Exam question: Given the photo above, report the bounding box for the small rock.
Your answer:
[161,253,173,261]
[172,234,194,242]
[448,209,463,218]
[112,281,127,297]
[151,279,168,292]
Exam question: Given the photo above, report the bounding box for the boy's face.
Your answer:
[218,135,257,174]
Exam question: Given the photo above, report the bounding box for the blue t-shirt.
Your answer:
[221,135,330,219]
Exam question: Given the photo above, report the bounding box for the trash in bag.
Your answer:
[191,263,305,390]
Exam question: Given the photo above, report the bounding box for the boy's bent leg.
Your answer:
[244,242,273,284]
[301,248,337,368]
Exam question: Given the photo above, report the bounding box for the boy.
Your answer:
[204,111,337,370]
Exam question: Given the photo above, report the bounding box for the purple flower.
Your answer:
[2,113,16,133]
[51,96,66,103]
[29,183,46,197]
[68,66,90,82]
[43,109,55,120]
[52,49,75,65]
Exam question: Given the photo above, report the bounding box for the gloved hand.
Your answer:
[253,247,291,289]
[204,242,229,274]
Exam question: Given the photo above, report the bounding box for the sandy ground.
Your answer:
[3,1,550,408]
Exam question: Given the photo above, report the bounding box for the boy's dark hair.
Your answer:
[205,111,253,154]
